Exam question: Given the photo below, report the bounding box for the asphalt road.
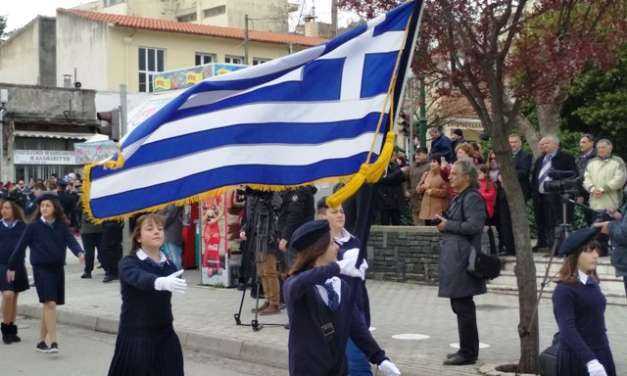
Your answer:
[0,318,288,376]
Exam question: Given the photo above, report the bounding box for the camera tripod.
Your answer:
[233,275,288,332]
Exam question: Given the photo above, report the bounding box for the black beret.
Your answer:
[290,220,330,253]
[558,227,600,257]
[36,193,60,205]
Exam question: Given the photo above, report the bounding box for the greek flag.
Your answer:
[85,1,423,220]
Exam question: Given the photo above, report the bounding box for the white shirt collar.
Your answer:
[40,216,55,225]
[1,219,16,228]
[578,269,589,285]
[315,276,342,307]
[334,228,352,244]
[137,249,167,263]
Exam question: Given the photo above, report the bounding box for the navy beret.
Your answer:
[290,220,330,252]
[558,227,600,257]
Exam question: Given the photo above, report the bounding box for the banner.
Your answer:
[14,150,77,165]
[153,63,246,92]
[200,190,245,286]
[74,140,118,164]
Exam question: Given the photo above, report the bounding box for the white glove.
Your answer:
[378,360,401,376]
[336,249,361,278]
[358,259,368,280]
[587,360,607,376]
[154,270,187,294]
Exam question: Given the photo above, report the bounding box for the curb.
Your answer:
[18,304,289,371]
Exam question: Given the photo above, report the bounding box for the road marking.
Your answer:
[449,342,490,349]
[392,333,430,341]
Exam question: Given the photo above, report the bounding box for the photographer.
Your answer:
[595,210,627,300]
[531,135,578,252]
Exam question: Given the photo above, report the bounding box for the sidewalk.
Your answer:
[16,255,627,376]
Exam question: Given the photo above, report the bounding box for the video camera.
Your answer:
[543,169,581,195]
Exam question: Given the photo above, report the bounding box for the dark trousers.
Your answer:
[380,209,401,225]
[450,297,479,359]
[495,188,515,254]
[101,222,123,276]
[81,232,102,274]
[624,277,627,300]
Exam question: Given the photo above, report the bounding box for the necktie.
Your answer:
[323,281,339,311]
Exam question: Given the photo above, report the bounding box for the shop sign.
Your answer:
[14,150,77,165]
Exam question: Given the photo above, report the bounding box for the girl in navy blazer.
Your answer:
[0,198,29,344]
[8,194,84,354]
[553,228,616,376]
[284,220,400,376]
[108,213,187,376]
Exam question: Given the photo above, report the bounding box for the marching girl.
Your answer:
[108,213,187,376]
[8,194,85,353]
[553,227,616,376]
[284,220,401,376]
[0,198,28,344]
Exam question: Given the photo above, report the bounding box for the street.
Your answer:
[0,318,287,376]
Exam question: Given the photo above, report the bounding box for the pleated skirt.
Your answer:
[0,263,29,293]
[108,325,184,376]
[557,347,616,376]
[32,265,64,305]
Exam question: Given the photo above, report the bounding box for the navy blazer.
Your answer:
[0,221,26,265]
[284,263,386,375]
[531,149,578,196]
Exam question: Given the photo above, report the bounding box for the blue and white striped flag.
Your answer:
[85,1,423,220]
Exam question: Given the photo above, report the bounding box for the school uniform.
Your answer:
[284,262,387,376]
[552,227,616,376]
[0,220,29,293]
[335,229,373,375]
[108,251,184,376]
[8,217,83,305]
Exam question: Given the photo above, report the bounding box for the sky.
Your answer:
[2,0,361,33]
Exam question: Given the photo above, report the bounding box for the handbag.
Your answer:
[538,332,560,376]
[460,189,502,280]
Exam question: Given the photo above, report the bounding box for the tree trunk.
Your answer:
[536,102,561,137]
[491,122,539,373]
[517,114,541,159]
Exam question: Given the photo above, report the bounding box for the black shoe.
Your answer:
[36,341,49,352]
[81,272,92,279]
[103,275,118,283]
[443,354,477,366]
[47,342,59,354]
[446,351,459,359]
[9,323,20,343]
[1,323,10,344]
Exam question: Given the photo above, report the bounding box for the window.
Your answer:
[177,13,197,22]
[138,47,165,92]
[195,52,216,66]
[252,57,271,66]
[225,55,245,65]
[204,5,226,18]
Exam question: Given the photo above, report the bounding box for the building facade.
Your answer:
[74,0,294,33]
[55,8,323,93]
[0,16,56,87]
[0,83,100,182]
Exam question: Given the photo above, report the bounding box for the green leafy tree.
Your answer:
[0,15,6,40]
[561,44,627,157]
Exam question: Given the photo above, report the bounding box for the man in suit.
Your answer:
[429,127,454,163]
[509,134,533,201]
[531,135,578,252]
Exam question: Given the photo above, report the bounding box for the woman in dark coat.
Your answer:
[435,160,487,366]
[0,199,29,344]
[552,227,615,376]
[108,213,187,376]
[597,209,627,298]
[284,220,400,376]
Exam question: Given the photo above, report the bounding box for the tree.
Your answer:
[0,15,6,40]
[561,44,627,155]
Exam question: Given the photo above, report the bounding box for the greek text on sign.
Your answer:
[14,150,77,165]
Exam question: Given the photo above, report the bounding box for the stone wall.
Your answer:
[367,225,442,284]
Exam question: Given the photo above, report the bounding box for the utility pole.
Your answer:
[331,0,338,37]
[119,84,128,138]
[244,14,250,65]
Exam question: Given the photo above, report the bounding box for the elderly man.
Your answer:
[428,127,454,163]
[531,135,578,252]
[583,139,626,212]
[435,160,486,366]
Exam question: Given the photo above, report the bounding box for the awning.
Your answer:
[13,130,100,140]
